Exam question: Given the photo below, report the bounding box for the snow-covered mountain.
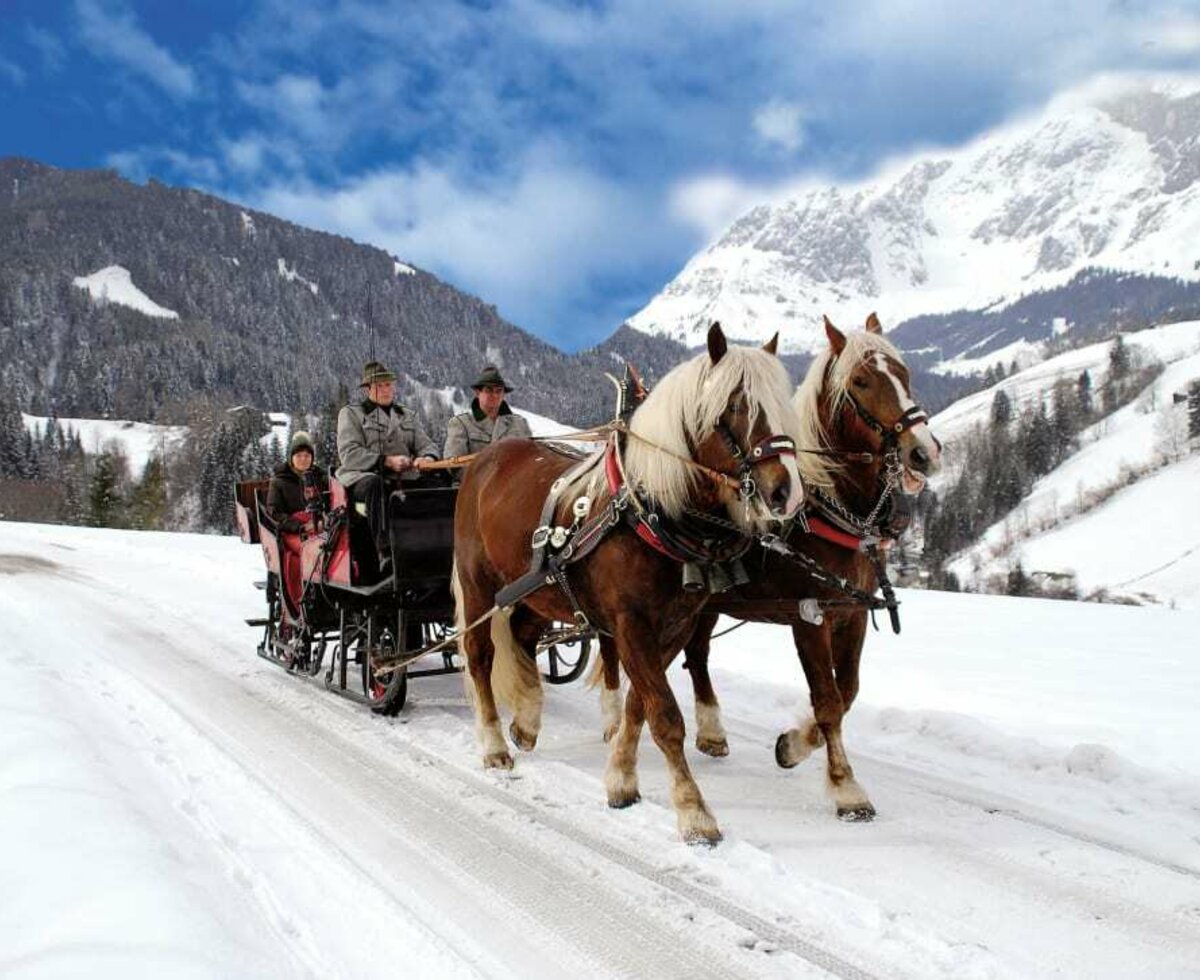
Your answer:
[631,74,1200,361]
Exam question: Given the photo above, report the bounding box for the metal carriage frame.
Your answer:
[235,477,593,715]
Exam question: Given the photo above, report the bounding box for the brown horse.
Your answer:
[597,314,943,820]
[452,324,804,843]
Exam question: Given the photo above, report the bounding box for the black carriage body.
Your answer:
[236,475,592,714]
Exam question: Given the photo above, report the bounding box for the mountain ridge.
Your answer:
[628,74,1200,365]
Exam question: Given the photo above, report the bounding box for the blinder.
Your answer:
[714,422,797,502]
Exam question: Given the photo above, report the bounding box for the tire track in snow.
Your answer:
[720,710,1200,883]
[70,581,874,980]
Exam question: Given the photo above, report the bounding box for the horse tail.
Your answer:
[585,649,606,689]
[489,606,543,718]
[451,558,476,706]
[450,557,466,640]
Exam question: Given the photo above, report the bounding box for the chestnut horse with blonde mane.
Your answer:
[596,314,943,820]
[452,324,803,843]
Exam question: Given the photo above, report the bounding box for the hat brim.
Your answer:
[473,383,514,393]
[360,374,398,386]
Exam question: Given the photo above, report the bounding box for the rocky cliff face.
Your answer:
[628,76,1200,365]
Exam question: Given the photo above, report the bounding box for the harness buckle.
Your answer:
[531,526,551,549]
[573,610,591,630]
[739,474,757,500]
[549,526,569,549]
[759,532,788,554]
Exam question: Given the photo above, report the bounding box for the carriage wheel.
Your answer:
[540,633,593,685]
[259,572,282,657]
[361,614,408,716]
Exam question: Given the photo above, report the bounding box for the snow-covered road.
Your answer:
[2,522,1198,978]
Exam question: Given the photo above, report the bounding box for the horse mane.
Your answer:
[793,329,905,491]
[592,344,797,518]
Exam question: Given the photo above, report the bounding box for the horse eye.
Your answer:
[852,377,869,389]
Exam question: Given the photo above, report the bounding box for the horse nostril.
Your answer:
[771,484,790,513]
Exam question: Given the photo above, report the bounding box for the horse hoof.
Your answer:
[682,824,723,847]
[837,803,876,822]
[696,736,730,758]
[509,721,538,752]
[483,751,514,770]
[607,791,641,809]
[775,733,799,769]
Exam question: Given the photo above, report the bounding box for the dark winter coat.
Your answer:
[267,461,328,533]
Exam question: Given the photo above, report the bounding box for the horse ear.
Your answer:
[707,322,727,364]
[823,315,846,355]
[763,332,779,355]
[865,312,883,334]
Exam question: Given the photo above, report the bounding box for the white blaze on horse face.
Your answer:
[779,452,804,516]
[874,353,942,471]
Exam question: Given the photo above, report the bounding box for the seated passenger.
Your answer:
[268,431,329,612]
[443,364,533,460]
[336,360,440,555]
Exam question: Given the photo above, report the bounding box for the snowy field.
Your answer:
[1,521,1198,978]
[934,320,1200,604]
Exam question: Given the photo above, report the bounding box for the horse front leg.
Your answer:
[605,680,643,808]
[617,617,722,845]
[681,613,729,757]
[827,612,874,820]
[597,634,623,743]
[776,621,874,821]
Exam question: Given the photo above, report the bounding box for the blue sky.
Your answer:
[2,1,1197,350]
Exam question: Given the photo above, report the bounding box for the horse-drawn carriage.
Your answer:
[235,475,593,714]
[235,317,943,843]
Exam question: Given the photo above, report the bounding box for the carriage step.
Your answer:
[253,580,267,591]
[245,617,270,627]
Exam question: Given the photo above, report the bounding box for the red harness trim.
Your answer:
[604,442,686,560]
[806,515,862,551]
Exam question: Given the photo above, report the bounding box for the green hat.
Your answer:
[360,360,398,386]
[471,365,513,392]
[289,431,315,458]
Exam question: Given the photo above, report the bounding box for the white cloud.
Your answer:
[25,24,68,72]
[0,56,27,87]
[1144,16,1200,54]
[106,146,221,184]
[251,145,675,339]
[668,174,773,241]
[75,0,196,98]
[753,100,807,153]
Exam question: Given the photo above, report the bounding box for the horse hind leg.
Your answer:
[682,614,728,758]
[490,606,544,752]
[453,563,512,769]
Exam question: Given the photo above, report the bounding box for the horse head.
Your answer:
[624,322,804,530]
[802,313,942,496]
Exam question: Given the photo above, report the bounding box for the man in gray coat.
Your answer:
[337,361,439,551]
[444,365,533,461]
